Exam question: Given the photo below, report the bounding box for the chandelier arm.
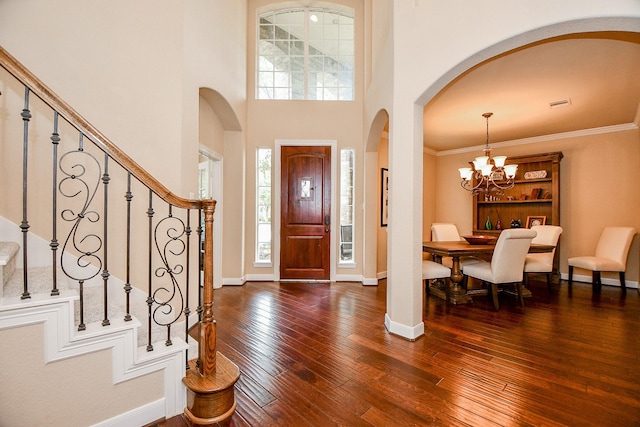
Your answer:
[487,175,515,191]
[460,169,491,192]
[460,176,485,192]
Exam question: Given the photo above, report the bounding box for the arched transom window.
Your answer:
[257,7,354,101]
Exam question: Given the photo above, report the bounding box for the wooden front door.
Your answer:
[280,146,331,280]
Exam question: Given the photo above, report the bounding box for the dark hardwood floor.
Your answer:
[157,278,640,426]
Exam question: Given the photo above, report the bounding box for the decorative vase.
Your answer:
[485,215,492,230]
[496,217,503,230]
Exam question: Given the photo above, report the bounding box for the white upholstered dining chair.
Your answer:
[524,225,563,294]
[431,223,463,242]
[430,223,483,269]
[568,226,636,294]
[462,228,537,310]
[422,259,451,298]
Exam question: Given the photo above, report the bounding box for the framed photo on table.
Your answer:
[381,168,389,227]
[526,215,546,228]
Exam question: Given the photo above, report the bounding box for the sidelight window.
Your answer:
[256,148,272,263]
[339,149,354,262]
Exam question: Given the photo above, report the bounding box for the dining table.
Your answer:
[422,239,555,304]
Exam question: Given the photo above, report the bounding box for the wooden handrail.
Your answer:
[0,45,202,210]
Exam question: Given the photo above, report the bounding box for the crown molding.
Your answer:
[429,122,639,156]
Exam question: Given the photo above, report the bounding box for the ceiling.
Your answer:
[423,32,640,152]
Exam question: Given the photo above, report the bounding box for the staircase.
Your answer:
[0,242,19,296]
[0,45,238,426]
[0,237,195,426]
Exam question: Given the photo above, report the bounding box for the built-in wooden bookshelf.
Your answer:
[472,151,563,278]
[472,152,563,235]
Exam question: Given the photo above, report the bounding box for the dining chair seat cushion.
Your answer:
[460,260,493,282]
[567,256,625,272]
[422,260,451,280]
[441,256,484,269]
[524,252,554,273]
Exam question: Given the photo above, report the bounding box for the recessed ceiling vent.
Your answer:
[549,98,571,109]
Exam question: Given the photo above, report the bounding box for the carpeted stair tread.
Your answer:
[2,264,198,354]
[3,266,74,297]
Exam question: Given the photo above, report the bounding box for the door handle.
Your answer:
[324,215,330,233]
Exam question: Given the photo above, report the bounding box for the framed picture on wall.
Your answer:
[381,168,389,227]
[526,215,546,228]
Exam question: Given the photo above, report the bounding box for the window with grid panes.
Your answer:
[256,148,272,263]
[257,7,354,101]
[340,149,354,262]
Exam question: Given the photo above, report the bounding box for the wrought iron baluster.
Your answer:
[147,189,154,352]
[124,172,133,322]
[185,209,192,368]
[50,111,60,296]
[197,209,203,321]
[78,280,85,330]
[59,132,103,332]
[101,153,110,326]
[20,87,31,300]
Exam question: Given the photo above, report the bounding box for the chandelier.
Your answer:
[458,112,518,198]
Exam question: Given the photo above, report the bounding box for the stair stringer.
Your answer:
[0,293,189,426]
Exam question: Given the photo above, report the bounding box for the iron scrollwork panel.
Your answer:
[151,209,187,345]
[58,143,103,283]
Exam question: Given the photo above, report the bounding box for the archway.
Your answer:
[363,109,389,285]
[386,17,640,340]
[198,88,243,288]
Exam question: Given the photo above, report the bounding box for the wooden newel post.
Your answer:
[198,202,217,376]
[183,200,239,425]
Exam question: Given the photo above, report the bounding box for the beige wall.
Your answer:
[0,0,186,192]
[430,128,640,284]
[422,150,437,242]
[199,96,226,157]
[0,324,163,426]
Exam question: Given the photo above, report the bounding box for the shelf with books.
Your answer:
[472,151,563,234]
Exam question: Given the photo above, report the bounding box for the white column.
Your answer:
[384,103,424,340]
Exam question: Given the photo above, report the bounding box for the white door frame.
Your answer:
[274,139,337,281]
[199,147,223,289]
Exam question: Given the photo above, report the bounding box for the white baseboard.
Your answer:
[361,277,379,286]
[223,276,247,285]
[384,313,424,340]
[560,272,639,289]
[334,273,364,282]
[92,398,166,427]
[242,274,272,282]
[243,273,379,286]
